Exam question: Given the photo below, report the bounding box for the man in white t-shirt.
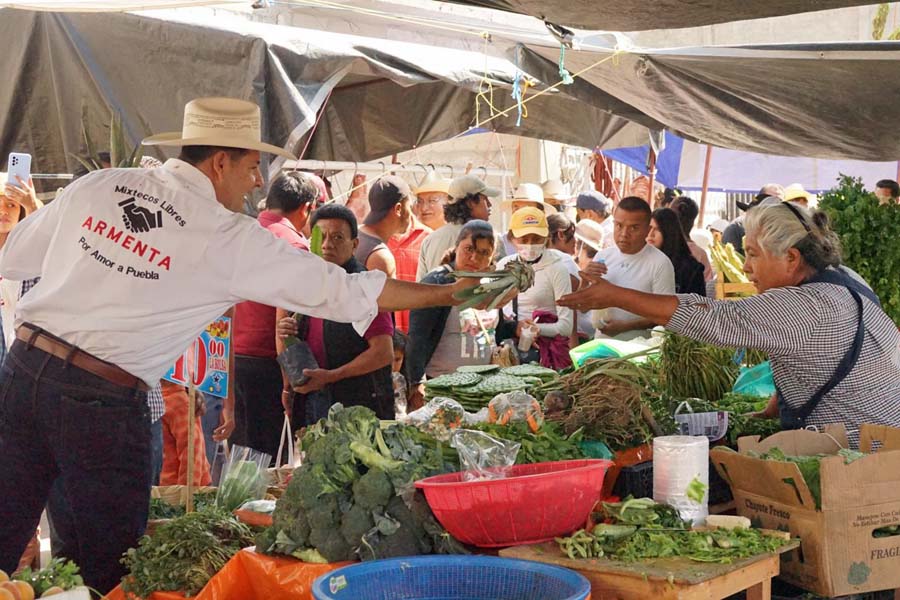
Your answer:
[591,196,675,341]
[0,98,478,593]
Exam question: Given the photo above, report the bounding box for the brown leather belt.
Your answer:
[16,324,149,392]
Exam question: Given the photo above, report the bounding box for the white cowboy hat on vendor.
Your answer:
[142,97,297,160]
[504,182,556,214]
[415,170,451,195]
[541,179,573,207]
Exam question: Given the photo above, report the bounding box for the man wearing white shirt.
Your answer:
[592,196,676,341]
[0,98,475,592]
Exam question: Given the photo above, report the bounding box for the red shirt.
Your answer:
[233,212,308,357]
[387,219,432,332]
[307,311,394,368]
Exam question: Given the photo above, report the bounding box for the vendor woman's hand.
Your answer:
[558,277,616,312]
[515,319,536,338]
[277,316,299,339]
[295,368,333,394]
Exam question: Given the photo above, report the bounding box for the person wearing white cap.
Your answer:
[0,97,482,593]
[576,190,615,250]
[499,183,555,256]
[416,174,501,280]
[413,170,451,231]
[541,179,572,212]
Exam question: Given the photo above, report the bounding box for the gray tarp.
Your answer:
[0,8,648,177]
[519,40,900,161]
[436,0,883,32]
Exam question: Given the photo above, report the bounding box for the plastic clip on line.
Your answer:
[558,44,575,85]
[511,71,529,127]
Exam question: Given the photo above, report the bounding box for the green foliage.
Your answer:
[260,403,466,564]
[470,421,586,464]
[70,106,142,172]
[121,508,254,599]
[13,558,83,596]
[819,175,900,325]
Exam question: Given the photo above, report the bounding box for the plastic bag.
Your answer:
[216,445,271,512]
[673,401,728,442]
[404,397,465,441]
[487,391,543,431]
[732,360,776,398]
[464,407,490,425]
[276,341,319,388]
[451,429,520,482]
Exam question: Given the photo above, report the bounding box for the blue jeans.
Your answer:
[151,418,163,485]
[200,393,223,468]
[0,340,151,594]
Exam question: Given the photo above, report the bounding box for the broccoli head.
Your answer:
[352,468,393,510]
[340,504,375,547]
[305,431,359,486]
[306,493,340,529]
[358,525,429,561]
[327,404,380,441]
[293,464,342,510]
[254,526,279,554]
[309,526,354,562]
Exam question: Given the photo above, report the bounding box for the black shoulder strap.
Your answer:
[795,286,866,422]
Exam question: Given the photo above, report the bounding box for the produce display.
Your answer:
[6,559,84,599]
[255,404,466,564]
[710,239,750,284]
[687,393,781,446]
[538,357,660,450]
[424,365,555,412]
[449,260,535,310]
[122,508,254,599]
[748,447,865,509]
[557,497,789,563]
[147,490,218,520]
[470,422,585,465]
[658,333,742,404]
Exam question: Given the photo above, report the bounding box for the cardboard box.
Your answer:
[711,425,900,597]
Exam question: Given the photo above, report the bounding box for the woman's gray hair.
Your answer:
[744,202,842,271]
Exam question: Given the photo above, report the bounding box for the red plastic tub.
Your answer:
[415,459,613,547]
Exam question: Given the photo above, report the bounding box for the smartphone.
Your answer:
[6,152,32,189]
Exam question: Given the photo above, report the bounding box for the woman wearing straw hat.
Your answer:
[0,97,488,593]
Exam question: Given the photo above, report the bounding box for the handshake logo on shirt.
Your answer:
[119,197,163,233]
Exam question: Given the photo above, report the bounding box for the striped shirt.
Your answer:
[667,283,900,446]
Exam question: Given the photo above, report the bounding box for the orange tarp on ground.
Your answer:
[105,548,350,600]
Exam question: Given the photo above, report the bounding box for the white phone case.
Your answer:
[7,152,32,187]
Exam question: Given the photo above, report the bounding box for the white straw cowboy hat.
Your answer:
[142,97,297,160]
[504,182,555,214]
[414,170,451,195]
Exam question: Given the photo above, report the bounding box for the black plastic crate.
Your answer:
[612,460,653,498]
[611,459,734,506]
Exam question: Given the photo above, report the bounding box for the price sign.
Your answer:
[163,315,231,398]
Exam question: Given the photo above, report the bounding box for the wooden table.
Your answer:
[500,539,799,600]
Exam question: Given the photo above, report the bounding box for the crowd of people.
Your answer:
[0,95,899,593]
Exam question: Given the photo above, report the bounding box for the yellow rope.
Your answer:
[323,48,625,202]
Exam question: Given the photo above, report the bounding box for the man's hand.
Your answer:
[281,389,294,414]
[515,319,537,338]
[276,316,299,340]
[119,197,162,233]
[213,406,235,441]
[5,176,39,215]
[599,319,631,337]
[558,277,616,312]
[408,383,426,412]
[580,261,608,284]
[295,368,333,394]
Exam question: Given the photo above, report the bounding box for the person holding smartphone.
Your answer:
[0,170,41,359]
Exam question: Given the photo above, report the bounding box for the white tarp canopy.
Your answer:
[0,0,247,10]
[676,141,899,193]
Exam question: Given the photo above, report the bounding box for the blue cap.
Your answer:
[576,191,611,214]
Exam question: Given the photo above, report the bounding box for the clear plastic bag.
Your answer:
[451,429,520,482]
[403,397,466,441]
[487,391,544,431]
[216,444,272,512]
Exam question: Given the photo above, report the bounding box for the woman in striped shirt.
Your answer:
[560,202,900,446]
